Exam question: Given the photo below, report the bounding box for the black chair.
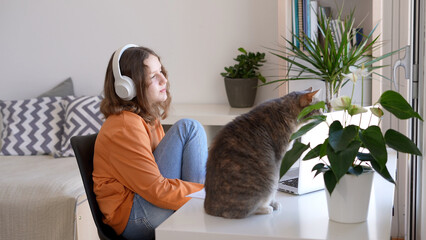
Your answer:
[71,134,126,240]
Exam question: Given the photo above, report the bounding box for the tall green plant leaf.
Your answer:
[328,124,359,152]
[290,119,325,141]
[356,152,375,161]
[360,126,387,171]
[303,144,323,160]
[363,47,406,68]
[324,170,338,195]
[297,101,326,121]
[378,90,423,120]
[326,140,360,182]
[303,115,327,122]
[370,160,395,184]
[347,165,364,176]
[329,120,343,132]
[312,163,328,177]
[280,142,310,178]
[320,139,328,157]
[385,129,422,155]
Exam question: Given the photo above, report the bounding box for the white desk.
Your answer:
[156,152,397,240]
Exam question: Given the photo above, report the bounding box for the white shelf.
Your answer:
[162,103,252,126]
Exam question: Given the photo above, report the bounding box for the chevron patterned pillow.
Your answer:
[0,97,65,155]
[55,95,104,157]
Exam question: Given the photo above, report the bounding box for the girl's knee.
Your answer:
[176,118,200,127]
[176,118,204,133]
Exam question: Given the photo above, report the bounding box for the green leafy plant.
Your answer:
[264,6,401,110]
[221,47,266,83]
[280,72,423,194]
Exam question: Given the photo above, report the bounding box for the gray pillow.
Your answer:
[38,77,74,97]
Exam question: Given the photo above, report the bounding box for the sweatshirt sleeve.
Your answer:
[106,116,203,210]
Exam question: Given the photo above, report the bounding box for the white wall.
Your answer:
[0,0,280,104]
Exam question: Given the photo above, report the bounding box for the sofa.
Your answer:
[0,78,102,240]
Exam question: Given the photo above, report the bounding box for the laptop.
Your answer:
[278,108,379,195]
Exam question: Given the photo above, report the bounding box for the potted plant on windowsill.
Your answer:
[221,48,266,108]
[260,4,418,224]
[280,71,423,222]
[263,7,401,110]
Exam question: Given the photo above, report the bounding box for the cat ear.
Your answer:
[304,87,313,92]
[299,89,320,107]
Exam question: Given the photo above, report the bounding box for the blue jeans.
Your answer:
[121,119,207,240]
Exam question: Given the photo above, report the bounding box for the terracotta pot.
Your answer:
[325,170,374,223]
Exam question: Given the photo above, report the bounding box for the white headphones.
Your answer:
[112,44,139,100]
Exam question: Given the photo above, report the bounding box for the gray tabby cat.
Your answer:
[204,88,319,218]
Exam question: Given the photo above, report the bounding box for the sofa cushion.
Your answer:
[0,97,65,155]
[0,78,75,151]
[55,96,104,157]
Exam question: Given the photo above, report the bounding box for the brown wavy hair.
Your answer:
[100,46,171,124]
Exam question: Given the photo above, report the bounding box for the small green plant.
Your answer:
[221,47,266,83]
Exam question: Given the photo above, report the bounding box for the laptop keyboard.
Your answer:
[280,178,299,188]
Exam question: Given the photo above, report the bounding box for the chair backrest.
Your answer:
[71,134,126,240]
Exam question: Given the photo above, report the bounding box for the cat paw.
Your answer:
[270,201,281,211]
[255,206,274,215]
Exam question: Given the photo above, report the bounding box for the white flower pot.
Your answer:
[325,170,374,223]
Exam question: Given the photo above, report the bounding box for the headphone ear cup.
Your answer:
[112,43,139,101]
[114,75,136,101]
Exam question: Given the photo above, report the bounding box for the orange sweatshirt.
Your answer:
[93,111,203,234]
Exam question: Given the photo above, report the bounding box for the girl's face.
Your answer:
[144,54,168,105]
